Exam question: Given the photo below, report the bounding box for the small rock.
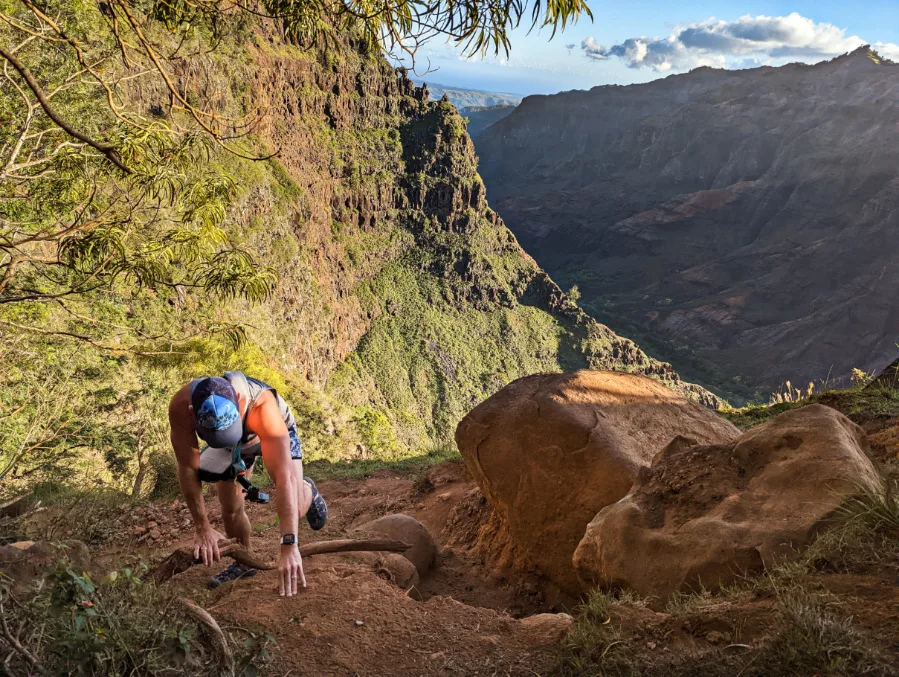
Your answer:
[706,631,726,645]
[354,620,364,627]
[520,613,575,646]
[148,529,161,541]
[647,641,657,650]
[9,541,35,551]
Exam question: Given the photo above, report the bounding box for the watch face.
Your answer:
[281,534,296,545]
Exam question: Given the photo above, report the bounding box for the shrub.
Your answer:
[0,564,272,676]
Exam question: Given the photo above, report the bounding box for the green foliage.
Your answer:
[146,0,591,61]
[0,563,273,676]
[723,388,899,430]
[305,442,460,481]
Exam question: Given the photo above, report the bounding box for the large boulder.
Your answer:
[353,514,437,577]
[455,370,740,594]
[573,404,881,604]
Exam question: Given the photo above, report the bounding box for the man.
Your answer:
[169,371,327,597]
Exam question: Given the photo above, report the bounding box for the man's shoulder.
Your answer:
[168,382,192,412]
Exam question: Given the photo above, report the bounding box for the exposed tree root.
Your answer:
[178,598,234,677]
[148,537,411,585]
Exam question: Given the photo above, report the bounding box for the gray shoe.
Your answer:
[208,561,256,588]
[304,476,328,531]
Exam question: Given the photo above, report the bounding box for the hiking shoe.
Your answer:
[304,476,328,531]
[208,562,256,588]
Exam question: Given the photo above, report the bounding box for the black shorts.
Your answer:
[243,426,302,470]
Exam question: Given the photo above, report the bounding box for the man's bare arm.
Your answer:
[251,391,302,595]
[169,384,223,564]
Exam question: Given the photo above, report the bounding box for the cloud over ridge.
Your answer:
[581,13,898,72]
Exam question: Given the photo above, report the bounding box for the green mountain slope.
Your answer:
[1,25,714,496]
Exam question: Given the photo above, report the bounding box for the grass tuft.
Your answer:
[757,585,890,676]
[305,442,461,481]
[805,479,899,571]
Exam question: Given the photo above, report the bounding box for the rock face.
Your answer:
[354,514,438,577]
[476,48,899,398]
[455,370,740,594]
[573,404,880,603]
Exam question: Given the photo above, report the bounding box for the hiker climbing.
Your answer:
[168,371,328,597]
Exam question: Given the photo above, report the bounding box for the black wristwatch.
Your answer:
[280,534,296,546]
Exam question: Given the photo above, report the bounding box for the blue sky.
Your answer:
[411,1,899,96]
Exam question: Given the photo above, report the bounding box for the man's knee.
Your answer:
[217,485,246,524]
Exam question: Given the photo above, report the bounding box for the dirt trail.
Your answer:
[99,461,557,676]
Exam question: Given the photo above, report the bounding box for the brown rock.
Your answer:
[352,551,421,594]
[0,540,91,596]
[455,371,739,594]
[706,631,728,645]
[574,405,881,604]
[353,514,437,576]
[519,613,575,646]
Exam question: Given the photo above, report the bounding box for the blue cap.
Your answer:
[191,377,242,448]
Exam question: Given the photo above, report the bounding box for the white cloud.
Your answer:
[582,13,899,72]
[873,41,899,63]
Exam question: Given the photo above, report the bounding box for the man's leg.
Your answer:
[208,477,257,588]
[288,427,327,530]
[217,478,251,548]
[292,459,313,517]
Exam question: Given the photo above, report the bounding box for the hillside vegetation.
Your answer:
[0,3,709,499]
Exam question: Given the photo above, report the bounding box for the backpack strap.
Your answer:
[224,371,253,443]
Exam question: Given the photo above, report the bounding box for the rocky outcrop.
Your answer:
[455,370,739,595]
[476,48,899,398]
[573,404,880,603]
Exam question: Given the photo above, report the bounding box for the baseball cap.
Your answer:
[191,377,242,448]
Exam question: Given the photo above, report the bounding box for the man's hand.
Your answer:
[278,544,306,597]
[194,524,227,566]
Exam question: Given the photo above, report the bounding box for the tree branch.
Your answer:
[0,45,129,174]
